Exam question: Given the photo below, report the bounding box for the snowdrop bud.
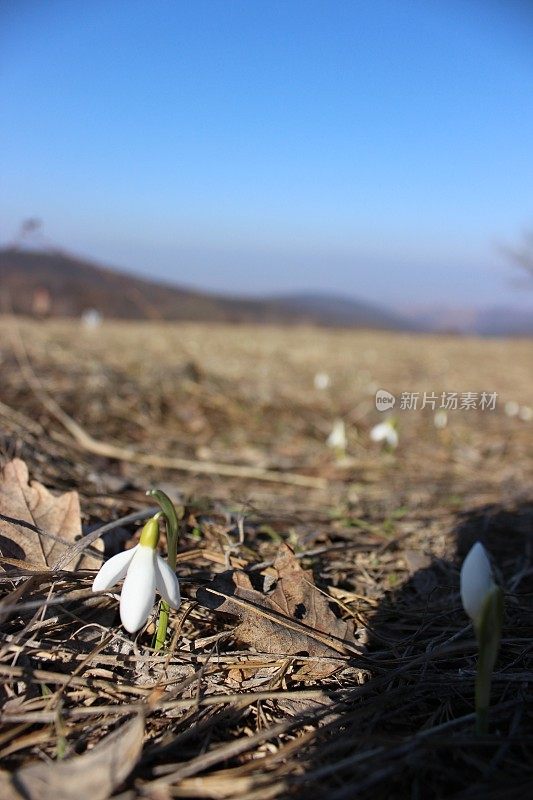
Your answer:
[504,401,519,417]
[460,541,503,735]
[314,372,331,390]
[327,419,347,452]
[460,542,494,628]
[370,419,398,449]
[81,309,102,329]
[519,405,532,422]
[434,409,448,429]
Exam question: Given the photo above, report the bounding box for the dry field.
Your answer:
[0,317,532,799]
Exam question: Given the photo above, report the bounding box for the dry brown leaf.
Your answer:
[0,770,22,800]
[0,458,101,570]
[197,543,358,679]
[1,714,144,800]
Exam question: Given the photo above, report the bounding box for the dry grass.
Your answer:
[0,317,532,799]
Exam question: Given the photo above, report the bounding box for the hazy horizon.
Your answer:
[2,1,533,312]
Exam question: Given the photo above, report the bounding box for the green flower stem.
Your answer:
[474,585,504,735]
[147,489,180,651]
[154,602,169,651]
[474,704,489,737]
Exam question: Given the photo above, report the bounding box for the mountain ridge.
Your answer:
[2,246,530,334]
[0,246,416,330]
[404,303,533,336]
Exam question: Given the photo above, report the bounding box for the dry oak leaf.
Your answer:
[197,543,359,679]
[0,458,101,570]
[0,714,144,800]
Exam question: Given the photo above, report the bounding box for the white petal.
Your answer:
[92,546,137,592]
[460,542,494,624]
[155,555,181,608]
[370,422,387,442]
[119,545,157,633]
[387,428,399,449]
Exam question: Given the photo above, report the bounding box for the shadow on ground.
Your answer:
[282,502,533,799]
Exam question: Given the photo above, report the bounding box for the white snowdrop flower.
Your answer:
[327,418,347,453]
[92,515,180,633]
[370,418,398,449]
[460,542,494,629]
[504,400,519,417]
[434,409,448,429]
[518,405,532,422]
[314,372,331,390]
[81,308,102,329]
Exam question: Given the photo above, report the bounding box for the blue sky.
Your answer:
[1,0,532,309]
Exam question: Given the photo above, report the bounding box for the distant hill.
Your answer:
[474,307,533,336]
[0,247,269,322]
[266,292,417,331]
[405,304,533,336]
[0,246,416,330]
